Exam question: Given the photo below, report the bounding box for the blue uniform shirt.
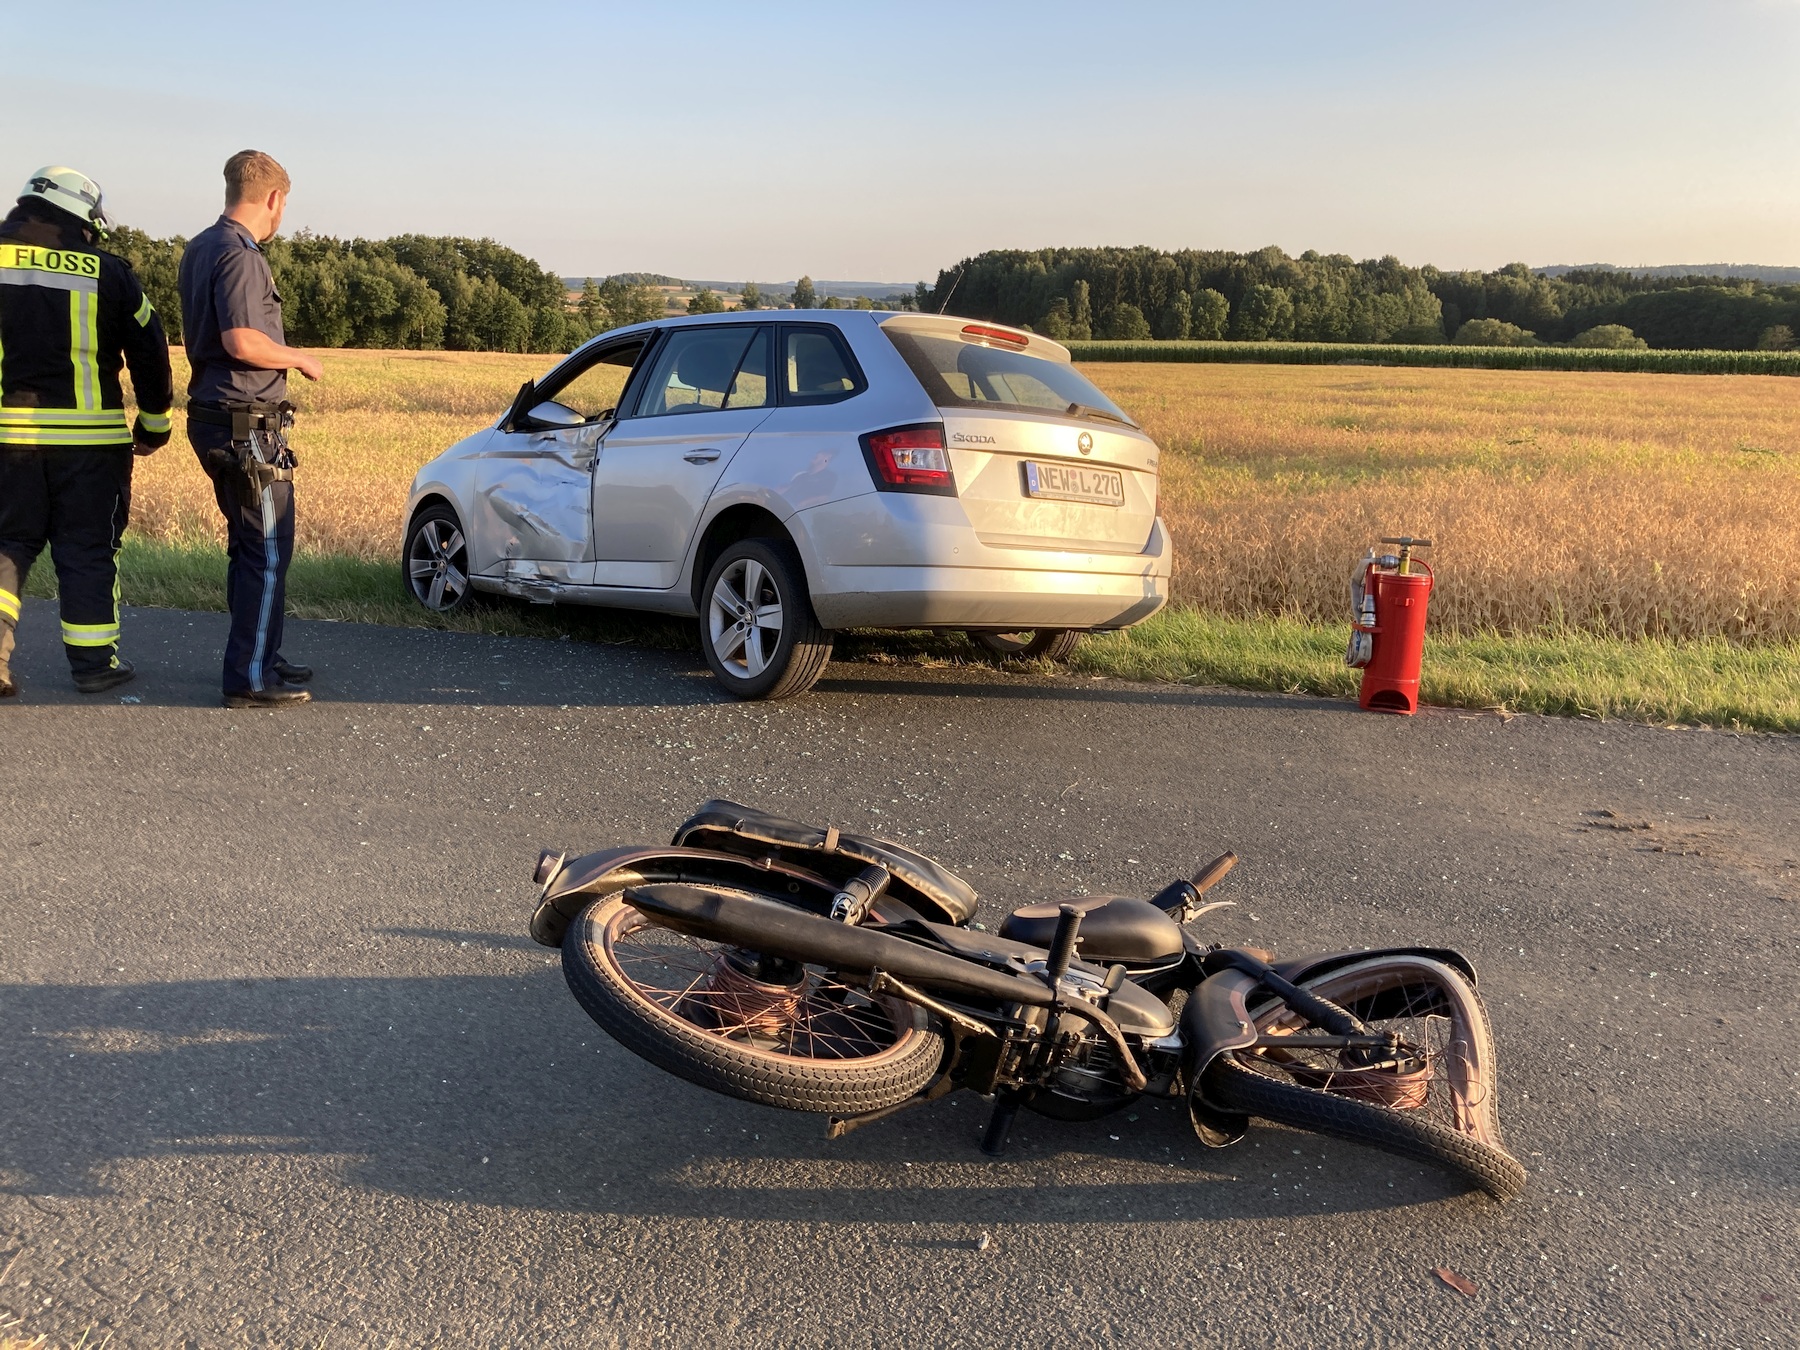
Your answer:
[178,216,286,404]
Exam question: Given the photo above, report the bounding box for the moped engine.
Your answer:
[1027,1035,1139,1121]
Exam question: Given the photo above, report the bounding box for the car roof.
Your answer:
[568,307,881,359]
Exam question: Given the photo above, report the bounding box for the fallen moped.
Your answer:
[530,801,1526,1200]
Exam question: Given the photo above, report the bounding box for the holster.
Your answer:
[191,400,298,486]
[235,426,296,488]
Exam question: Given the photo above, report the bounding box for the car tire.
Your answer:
[699,537,833,700]
[970,629,1082,663]
[404,503,473,614]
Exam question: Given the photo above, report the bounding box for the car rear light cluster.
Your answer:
[860,424,957,496]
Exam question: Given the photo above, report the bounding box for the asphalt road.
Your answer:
[2,600,1796,1348]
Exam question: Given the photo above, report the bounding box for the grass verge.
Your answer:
[1074,609,1800,732]
[21,539,1800,732]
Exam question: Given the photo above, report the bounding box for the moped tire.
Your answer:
[1202,954,1527,1200]
[563,893,945,1114]
[969,629,1081,662]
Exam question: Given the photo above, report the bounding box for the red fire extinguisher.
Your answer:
[1346,536,1433,715]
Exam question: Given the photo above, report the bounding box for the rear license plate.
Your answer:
[1023,460,1125,507]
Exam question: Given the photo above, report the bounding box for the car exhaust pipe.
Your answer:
[624,883,1055,1009]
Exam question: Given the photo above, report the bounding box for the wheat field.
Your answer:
[126,352,1800,641]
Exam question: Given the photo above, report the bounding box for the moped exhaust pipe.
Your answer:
[628,883,1151,1094]
[624,883,1056,1008]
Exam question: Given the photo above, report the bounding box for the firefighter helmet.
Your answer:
[18,166,112,237]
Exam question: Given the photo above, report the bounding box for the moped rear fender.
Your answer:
[1179,945,1480,1147]
[1269,946,1477,988]
[529,845,840,947]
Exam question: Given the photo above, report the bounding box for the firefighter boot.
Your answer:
[73,658,135,694]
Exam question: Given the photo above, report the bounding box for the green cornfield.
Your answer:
[1066,340,1800,375]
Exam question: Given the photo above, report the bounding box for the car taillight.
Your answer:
[860,424,956,496]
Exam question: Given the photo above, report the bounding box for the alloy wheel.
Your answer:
[707,556,785,679]
[408,517,468,611]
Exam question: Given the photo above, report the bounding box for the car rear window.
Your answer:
[882,329,1135,426]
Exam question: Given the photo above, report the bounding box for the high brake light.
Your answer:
[961,323,1028,348]
[860,424,956,496]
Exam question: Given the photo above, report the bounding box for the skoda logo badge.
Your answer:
[1077,431,1094,455]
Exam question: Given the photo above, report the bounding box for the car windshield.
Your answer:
[882,329,1135,426]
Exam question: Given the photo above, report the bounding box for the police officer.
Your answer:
[179,150,321,708]
[0,166,173,699]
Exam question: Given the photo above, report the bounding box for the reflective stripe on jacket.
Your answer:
[0,203,174,450]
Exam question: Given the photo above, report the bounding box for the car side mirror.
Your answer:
[526,400,586,429]
[504,379,535,430]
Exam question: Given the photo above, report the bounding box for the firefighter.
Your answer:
[0,166,173,699]
[179,150,321,708]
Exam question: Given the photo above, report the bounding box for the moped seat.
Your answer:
[999,894,1185,964]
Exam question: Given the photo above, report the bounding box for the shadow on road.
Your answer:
[5,598,1363,718]
[3,600,726,710]
[814,673,1361,715]
[0,967,1481,1225]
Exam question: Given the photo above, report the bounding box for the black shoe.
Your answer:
[222,682,313,709]
[74,660,136,694]
[273,659,313,684]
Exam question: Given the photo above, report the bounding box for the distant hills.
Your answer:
[561,275,919,300]
[1536,263,1800,284]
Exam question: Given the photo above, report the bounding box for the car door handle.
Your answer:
[683,449,722,464]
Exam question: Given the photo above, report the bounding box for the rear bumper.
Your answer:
[798,500,1171,630]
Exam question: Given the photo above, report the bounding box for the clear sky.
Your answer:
[5,0,1797,281]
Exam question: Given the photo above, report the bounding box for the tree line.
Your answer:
[108,226,1800,355]
[110,227,667,353]
[922,246,1800,351]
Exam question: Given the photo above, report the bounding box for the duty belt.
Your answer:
[189,400,297,486]
[187,399,295,439]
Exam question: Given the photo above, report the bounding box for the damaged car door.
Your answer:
[590,324,774,589]
[471,336,649,585]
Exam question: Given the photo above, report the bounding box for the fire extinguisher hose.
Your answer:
[1346,550,1376,668]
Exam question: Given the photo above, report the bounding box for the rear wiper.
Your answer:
[1066,401,1135,427]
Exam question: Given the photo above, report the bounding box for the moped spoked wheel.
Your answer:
[969,629,1081,662]
[562,893,945,1114]
[1202,955,1528,1200]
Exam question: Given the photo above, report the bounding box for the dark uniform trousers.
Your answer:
[0,445,132,677]
[188,424,294,694]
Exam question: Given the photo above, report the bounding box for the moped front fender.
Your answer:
[1179,945,1481,1147]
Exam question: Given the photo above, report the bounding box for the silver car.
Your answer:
[401,311,1170,698]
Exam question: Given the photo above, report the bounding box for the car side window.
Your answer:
[532,340,646,422]
[723,328,771,409]
[781,325,865,405]
[633,326,769,417]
